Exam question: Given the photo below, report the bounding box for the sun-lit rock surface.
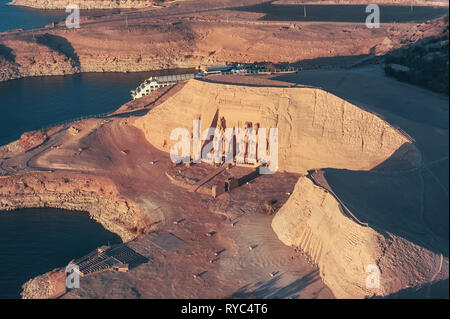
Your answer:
[0,172,142,241]
[0,2,419,82]
[0,0,447,299]
[271,176,448,298]
[133,79,419,173]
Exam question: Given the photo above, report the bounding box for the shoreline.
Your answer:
[0,73,447,299]
[1,1,448,83]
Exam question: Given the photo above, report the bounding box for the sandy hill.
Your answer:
[133,80,419,174]
[130,79,448,298]
[7,0,162,9]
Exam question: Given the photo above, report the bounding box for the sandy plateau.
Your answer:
[1,0,439,82]
[0,0,448,299]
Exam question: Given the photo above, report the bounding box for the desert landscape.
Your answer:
[0,0,448,302]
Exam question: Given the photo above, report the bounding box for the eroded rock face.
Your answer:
[272,176,385,298]
[0,172,141,241]
[271,176,449,298]
[133,80,419,173]
[131,79,442,298]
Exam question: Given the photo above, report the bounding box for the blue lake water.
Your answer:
[0,208,122,299]
[0,71,164,146]
[0,0,67,32]
[0,0,126,32]
[235,3,449,23]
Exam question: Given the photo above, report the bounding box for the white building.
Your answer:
[130,74,195,100]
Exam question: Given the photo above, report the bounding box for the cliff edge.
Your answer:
[133,80,419,173]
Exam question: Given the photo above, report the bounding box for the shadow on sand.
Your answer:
[35,33,80,68]
[231,270,322,299]
[0,43,16,63]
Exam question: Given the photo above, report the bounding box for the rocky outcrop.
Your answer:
[0,130,48,157]
[133,80,419,173]
[0,72,443,299]
[0,38,79,82]
[271,176,448,298]
[0,13,405,82]
[0,172,142,241]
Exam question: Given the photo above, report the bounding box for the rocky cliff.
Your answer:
[271,176,448,298]
[0,172,142,241]
[133,80,419,173]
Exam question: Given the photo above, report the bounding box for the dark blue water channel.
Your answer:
[0,208,122,299]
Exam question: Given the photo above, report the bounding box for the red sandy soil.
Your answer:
[1,63,447,298]
[9,0,450,10]
[0,0,448,299]
[1,116,334,299]
[3,0,441,82]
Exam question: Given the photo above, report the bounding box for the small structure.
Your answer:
[225,177,239,192]
[386,63,410,73]
[73,244,147,277]
[97,245,109,253]
[173,218,185,225]
[214,248,226,256]
[104,257,129,272]
[211,167,261,198]
[113,263,129,272]
[269,271,278,277]
[212,183,226,198]
[194,63,298,79]
[207,65,234,73]
[130,73,195,100]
